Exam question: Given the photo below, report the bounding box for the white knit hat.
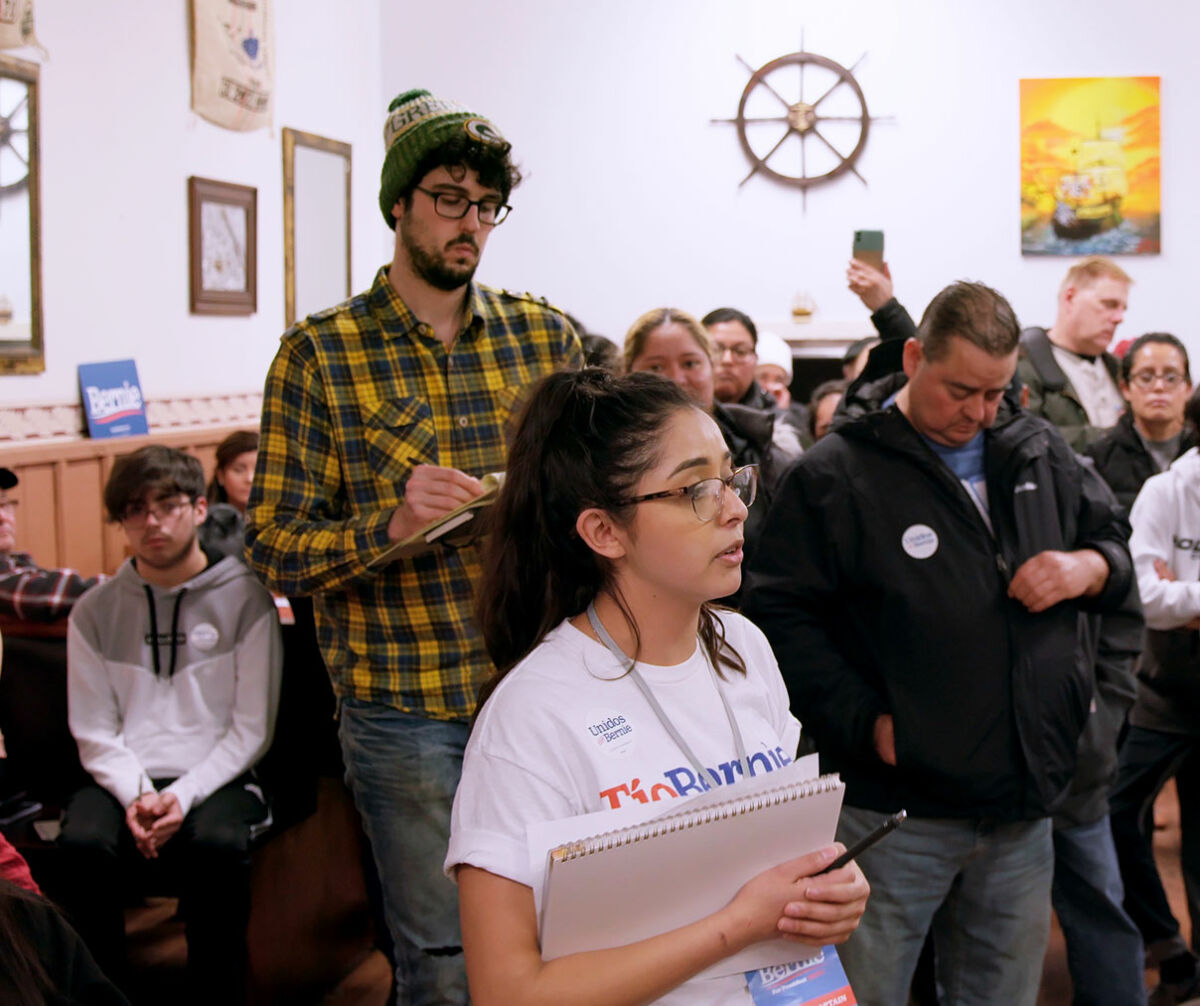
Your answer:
[755,331,793,381]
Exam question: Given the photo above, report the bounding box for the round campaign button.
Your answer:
[901,523,939,560]
[190,622,220,650]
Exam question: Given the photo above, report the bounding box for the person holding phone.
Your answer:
[846,232,919,386]
[445,370,868,1004]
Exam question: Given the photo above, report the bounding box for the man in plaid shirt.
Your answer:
[0,466,100,623]
[246,89,580,1004]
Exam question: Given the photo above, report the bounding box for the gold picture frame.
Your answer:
[0,54,44,374]
[283,128,351,326]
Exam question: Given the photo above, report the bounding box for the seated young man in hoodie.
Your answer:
[59,445,282,1001]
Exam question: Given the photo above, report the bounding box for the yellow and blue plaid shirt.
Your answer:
[246,267,581,720]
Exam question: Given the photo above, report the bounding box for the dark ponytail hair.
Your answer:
[475,369,746,712]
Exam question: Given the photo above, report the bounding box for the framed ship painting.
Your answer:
[1020,77,1160,256]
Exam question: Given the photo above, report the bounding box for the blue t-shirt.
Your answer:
[925,431,990,524]
[886,393,990,526]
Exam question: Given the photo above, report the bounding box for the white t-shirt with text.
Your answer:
[446,611,802,1005]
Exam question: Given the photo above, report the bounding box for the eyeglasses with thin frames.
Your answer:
[120,496,194,528]
[619,465,758,522]
[715,344,756,361]
[413,187,511,226]
[1129,370,1187,389]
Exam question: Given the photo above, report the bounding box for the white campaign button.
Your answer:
[901,524,939,560]
[190,622,220,650]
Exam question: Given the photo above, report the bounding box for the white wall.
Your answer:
[5,0,387,406]
[6,0,1196,411]
[381,0,1200,351]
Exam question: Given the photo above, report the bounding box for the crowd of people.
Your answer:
[1,86,1197,1006]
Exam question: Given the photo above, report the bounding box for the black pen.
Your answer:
[817,809,906,874]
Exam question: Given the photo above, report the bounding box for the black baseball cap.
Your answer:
[0,467,17,491]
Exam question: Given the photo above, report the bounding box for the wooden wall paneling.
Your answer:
[52,461,67,572]
[59,458,106,577]
[15,464,57,568]
[99,454,122,575]
[193,444,219,487]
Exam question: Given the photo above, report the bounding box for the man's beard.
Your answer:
[403,229,478,292]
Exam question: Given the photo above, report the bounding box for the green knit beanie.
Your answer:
[379,88,509,229]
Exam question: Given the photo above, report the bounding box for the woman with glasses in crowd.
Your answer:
[622,308,799,598]
[444,369,868,1004]
[1085,332,1195,510]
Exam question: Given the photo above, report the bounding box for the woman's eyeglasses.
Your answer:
[619,465,758,522]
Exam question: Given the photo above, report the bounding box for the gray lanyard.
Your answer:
[585,602,753,785]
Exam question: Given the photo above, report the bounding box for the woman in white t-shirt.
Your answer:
[446,370,868,1005]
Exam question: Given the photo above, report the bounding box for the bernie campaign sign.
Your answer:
[78,360,149,439]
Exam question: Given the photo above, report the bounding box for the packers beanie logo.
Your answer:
[464,118,506,147]
[378,88,509,230]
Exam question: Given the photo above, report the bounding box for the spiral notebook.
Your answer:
[538,770,845,978]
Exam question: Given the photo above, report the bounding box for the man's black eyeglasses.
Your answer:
[414,187,511,226]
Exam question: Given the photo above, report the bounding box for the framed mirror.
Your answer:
[0,54,42,373]
[283,128,351,326]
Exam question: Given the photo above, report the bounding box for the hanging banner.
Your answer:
[0,0,40,51]
[191,0,273,132]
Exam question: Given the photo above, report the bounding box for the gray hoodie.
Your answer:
[67,554,282,814]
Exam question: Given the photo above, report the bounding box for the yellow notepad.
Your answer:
[371,472,505,565]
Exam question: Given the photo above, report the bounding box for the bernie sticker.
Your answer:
[901,523,939,560]
[190,622,220,651]
[585,708,635,757]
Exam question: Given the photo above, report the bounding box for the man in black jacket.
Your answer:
[745,281,1135,1005]
[703,306,806,453]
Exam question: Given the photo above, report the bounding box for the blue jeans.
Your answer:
[1110,724,1200,963]
[836,807,1053,1006]
[339,698,469,1005]
[1052,816,1146,1005]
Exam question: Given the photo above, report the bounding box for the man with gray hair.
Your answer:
[746,281,1134,1004]
[1018,256,1132,450]
[247,88,580,1003]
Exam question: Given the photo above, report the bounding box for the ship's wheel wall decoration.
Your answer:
[0,75,30,196]
[713,42,887,204]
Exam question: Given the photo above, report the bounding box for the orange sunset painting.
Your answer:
[1020,76,1160,256]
